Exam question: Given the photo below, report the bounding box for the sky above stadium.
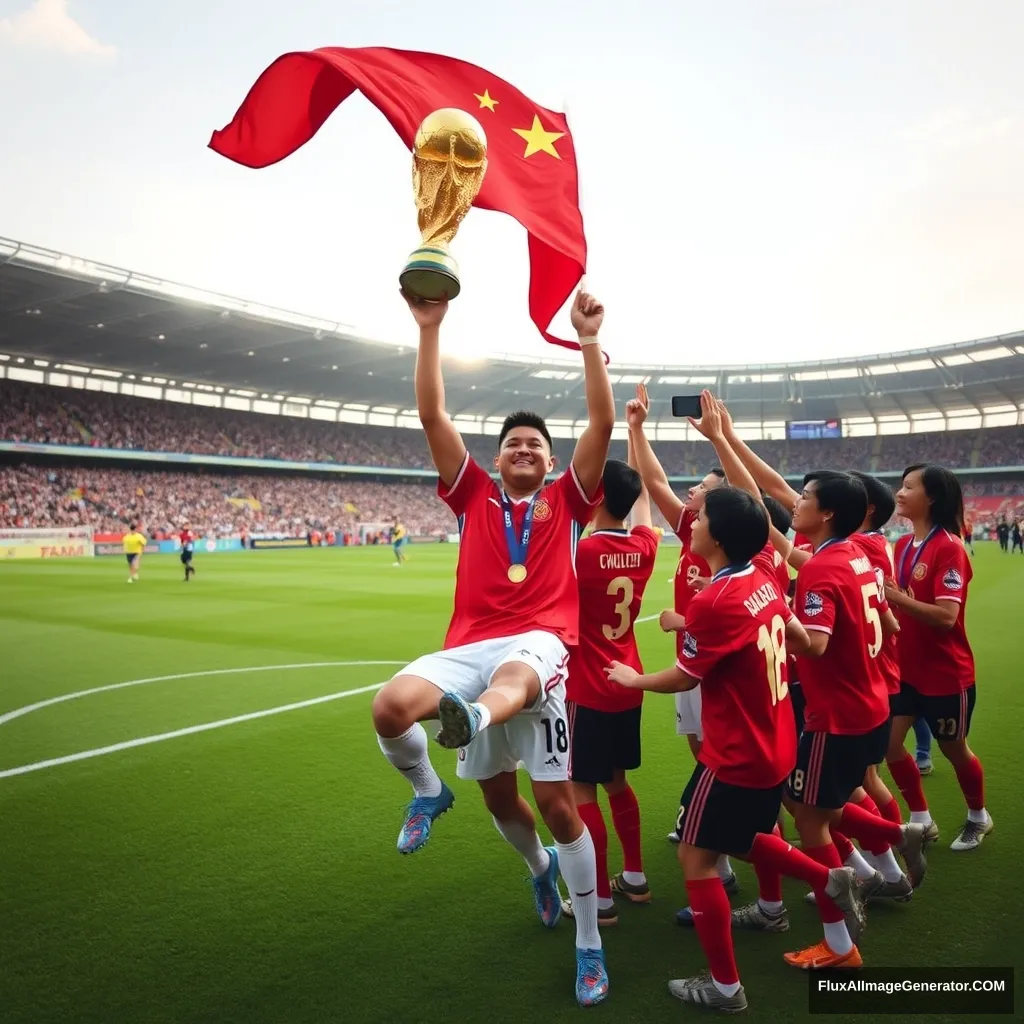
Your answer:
[2,1,1023,367]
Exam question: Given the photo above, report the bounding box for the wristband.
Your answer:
[578,336,600,347]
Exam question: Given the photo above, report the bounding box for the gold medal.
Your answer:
[507,563,528,584]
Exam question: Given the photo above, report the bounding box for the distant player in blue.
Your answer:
[391,517,408,566]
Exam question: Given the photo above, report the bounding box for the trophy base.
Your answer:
[399,246,461,302]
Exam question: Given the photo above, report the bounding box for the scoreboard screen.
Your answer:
[787,419,842,440]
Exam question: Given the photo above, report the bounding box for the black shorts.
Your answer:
[180,550,193,564]
[787,720,891,810]
[678,761,784,855]
[567,702,641,785]
[125,553,136,565]
[790,682,806,737]
[890,682,976,741]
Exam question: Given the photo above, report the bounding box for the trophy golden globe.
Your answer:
[399,108,488,301]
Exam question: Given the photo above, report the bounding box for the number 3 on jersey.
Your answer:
[756,614,789,705]
[603,576,634,641]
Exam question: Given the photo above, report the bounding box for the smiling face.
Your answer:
[685,472,724,513]
[495,426,554,493]
[895,469,929,524]
[791,479,828,537]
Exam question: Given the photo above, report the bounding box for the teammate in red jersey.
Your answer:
[607,485,862,1012]
[179,525,196,582]
[884,464,992,852]
[561,433,658,927]
[370,289,614,1006]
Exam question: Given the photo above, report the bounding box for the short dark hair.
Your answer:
[803,471,867,539]
[498,411,552,450]
[602,460,643,521]
[708,468,726,481]
[704,486,769,564]
[763,494,793,535]
[850,471,895,531]
[903,463,964,535]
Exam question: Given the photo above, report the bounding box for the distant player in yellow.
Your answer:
[391,517,408,566]
[123,523,147,583]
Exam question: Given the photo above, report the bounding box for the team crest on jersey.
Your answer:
[686,564,701,583]
[942,568,963,590]
[681,632,698,659]
[912,562,928,581]
[803,591,824,617]
[532,499,552,522]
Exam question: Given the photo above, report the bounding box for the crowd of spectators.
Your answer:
[4,378,1022,475]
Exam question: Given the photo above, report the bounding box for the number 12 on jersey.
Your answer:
[756,614,789,705]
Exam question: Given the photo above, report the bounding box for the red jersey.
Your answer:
[793,538,891,734]
[440,456,599,649]
[179,530,195,552]
[793,532,814,554]
[673,507,710,658]
[754,542,791,597]
[892,529,974,695]
[677,564,797,787]
[851,532,900,694]
[569,526,659,712]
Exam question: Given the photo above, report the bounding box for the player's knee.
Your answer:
[534,788,578,843]
[371,682,415,735]
[937,737,970,764]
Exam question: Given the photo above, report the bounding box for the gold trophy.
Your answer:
[399,108,488,301]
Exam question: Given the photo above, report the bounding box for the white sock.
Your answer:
[844,848,876,881]
[597,896,615,911]
[872,848,904,883]
[621,870,646,886]
[758,899,784,915]
[557,827,602,950]
[716,855,733,880]
[376,724,442,797]
[712,978,742,997]
[910,810,933,826]
[471,703,493,732]
[492,817,550,877]
[967,807,990,824]
[822,920,853,955]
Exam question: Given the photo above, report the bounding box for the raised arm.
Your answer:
[689,390,762,500]
[625,421,653,529]
[568,292,614,497]
[627,384,685,529]
[716,399,801,510]
[404,291,467,488]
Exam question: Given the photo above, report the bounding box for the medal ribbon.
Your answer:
[897,526,939,590]
[501,492,536,573]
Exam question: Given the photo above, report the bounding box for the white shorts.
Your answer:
[675,686,703,740]
[398,630,571,783]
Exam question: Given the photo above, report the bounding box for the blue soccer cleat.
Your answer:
[532,846,562,928]
[435,691,482,749]
[396,782,455,854]
[575,947,610,1007]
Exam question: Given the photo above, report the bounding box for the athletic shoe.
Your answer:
[731,901,790,932]
[575,948,610,1007]
[675,874,740,925]
[561,898,618,927]
[823,866,867,941]
[896,822,929,888]
[916,757,933,776]
[434,691,481,749]
[784,939,863,970]
[532,846,562,928]
[921,820,940,844]
[668,972,748,1013]
[667,828,681,843]
[950,815,994,852]
[610,872,651,903]
[396,782,455,854]
[873,874,914,902]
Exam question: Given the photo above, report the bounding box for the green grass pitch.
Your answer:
[1,544,1020,1023]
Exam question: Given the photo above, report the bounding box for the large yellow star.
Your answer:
[474,89,498,112]
[512,115,565,159]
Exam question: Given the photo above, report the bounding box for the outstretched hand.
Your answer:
[688,389,724,441]
[605,661,641,687]
[401,288,448,329]
[570,290,604,338]
[625,383,649,429]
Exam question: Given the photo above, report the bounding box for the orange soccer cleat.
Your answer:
[783,939,863,971]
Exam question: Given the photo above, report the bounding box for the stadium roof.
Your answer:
[2,237,1024,429]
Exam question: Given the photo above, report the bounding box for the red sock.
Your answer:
[608,786,644,874]
[953,754,986,811]
[803,843,845,924]
[854,792,881,818]
[839,802,903,854]
[686,878,739,986]
[753,846,783,903]
[831,829,855,861]
[879,797,903,827]
[887,751,929,814]
[749,831,829,890]
[576,802,611,899]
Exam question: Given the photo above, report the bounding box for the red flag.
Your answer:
[210,47,588,353]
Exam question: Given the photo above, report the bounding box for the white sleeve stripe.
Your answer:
[676,508,687,534]
[675,660,702,681]
[804,624,833,634]
[569,462,596,504]
[936,596,963,604]
[440,454,470,498]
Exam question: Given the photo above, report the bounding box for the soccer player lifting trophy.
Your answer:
[399,108,488,301]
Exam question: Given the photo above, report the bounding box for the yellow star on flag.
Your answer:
[474,89,498,112]
[512,115,565,159]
